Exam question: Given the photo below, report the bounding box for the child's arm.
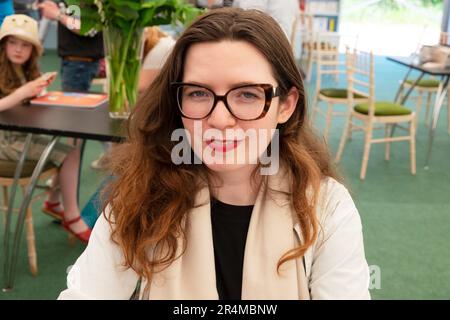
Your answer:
[0,78,49,112]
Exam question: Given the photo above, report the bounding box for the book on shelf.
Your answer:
[30,91,108,108]
[327,17,337,32]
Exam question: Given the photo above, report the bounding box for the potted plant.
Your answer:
[67,0,202,118]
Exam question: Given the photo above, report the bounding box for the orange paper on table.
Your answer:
[30,91,108,108]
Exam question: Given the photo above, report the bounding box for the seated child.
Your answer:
[0,14,91,243]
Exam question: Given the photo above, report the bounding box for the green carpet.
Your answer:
[0,52,449,299]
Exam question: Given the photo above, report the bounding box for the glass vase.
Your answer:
[103,25,144,119]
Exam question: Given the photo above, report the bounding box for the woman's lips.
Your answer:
[205,139,241,153]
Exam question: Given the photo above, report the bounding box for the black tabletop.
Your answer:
[0,101,127,142]
[387,56,450,76]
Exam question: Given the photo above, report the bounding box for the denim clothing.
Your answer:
[61,60,99,92]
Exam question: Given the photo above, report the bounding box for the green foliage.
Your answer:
[65,0,204,116]
[66,0,203,36]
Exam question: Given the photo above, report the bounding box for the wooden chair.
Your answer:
[335,49,416,180]
[0,160,58,276]
[310,34,366,142]
[399,31,450,131]
[291,12,315,81]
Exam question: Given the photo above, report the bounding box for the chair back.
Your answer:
[291,12,314,52]
[346,48,374,116]
[314,31,342,89]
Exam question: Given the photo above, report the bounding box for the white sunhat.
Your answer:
[0,14,43,56]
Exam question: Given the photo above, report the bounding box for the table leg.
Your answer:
[424,76,450,169]
[391,71,425,138]
[2,133,33,292]
[3,136,60,291]
[393,68,412,104]
[399,72,425,105]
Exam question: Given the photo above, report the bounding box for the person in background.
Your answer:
[195,0,223,9]
[233,0,298,41]
[0,14,91,243]
[38,0,103,92]
[39,1,106,171]
[0,0,14,26]
[13,0,40,20]
[139,26,176,93]
[195,0,234,9]
[59,8,369,299]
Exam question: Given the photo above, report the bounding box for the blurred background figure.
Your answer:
[139,26,176,93]
[233,0,298,40]
[0,0,15,26]
[13,0,40,20]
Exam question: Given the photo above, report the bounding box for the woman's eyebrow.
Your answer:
[182,81,264,87]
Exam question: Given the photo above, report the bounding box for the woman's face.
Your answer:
[180,40,298,176]
[5,36,33,65]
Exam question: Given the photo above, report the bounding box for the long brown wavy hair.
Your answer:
[104,8,338,285]
[0,37,40,98]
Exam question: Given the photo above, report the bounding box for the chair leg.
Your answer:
[410,119,417,175]
[21,186,38,276]
[447,87,450,134]
[385,124,391,161]
[323,102,333,143]
[335,114,352,163]
[306,51,314,82]
[360,126,373,180]
[311,93,320,125]
[425,91,433,127]
[2,186,8,226]
[415,91,423,127]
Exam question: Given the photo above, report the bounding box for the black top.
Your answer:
[57,3,104,60]
[211,198,253,300]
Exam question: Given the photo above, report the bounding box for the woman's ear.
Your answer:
[277,87,299,124]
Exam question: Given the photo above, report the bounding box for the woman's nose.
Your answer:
[206,100,236,129]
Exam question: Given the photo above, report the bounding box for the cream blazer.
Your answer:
[58,172,370,300]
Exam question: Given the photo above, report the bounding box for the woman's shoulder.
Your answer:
[315,177,359,227]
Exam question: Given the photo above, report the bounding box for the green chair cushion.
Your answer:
[354,101,412,116]
[0,160,55,178]
[405,78,440,88]
[320,88,366,99]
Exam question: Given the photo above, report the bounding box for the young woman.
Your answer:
[0,14,91,243]
[59,8,370,299]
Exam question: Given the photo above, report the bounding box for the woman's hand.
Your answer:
[14,78,49,100]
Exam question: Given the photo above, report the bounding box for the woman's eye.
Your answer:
[241,92,258,99]
[187,90,209,98]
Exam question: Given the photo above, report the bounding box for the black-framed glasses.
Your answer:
[171,82,281,121]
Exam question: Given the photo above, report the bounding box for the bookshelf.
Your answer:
[302,0,340,32]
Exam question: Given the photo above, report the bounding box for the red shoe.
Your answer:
[42,201,63,221]
[62,216,92,244]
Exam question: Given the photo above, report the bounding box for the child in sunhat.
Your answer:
[0,14,92,243]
